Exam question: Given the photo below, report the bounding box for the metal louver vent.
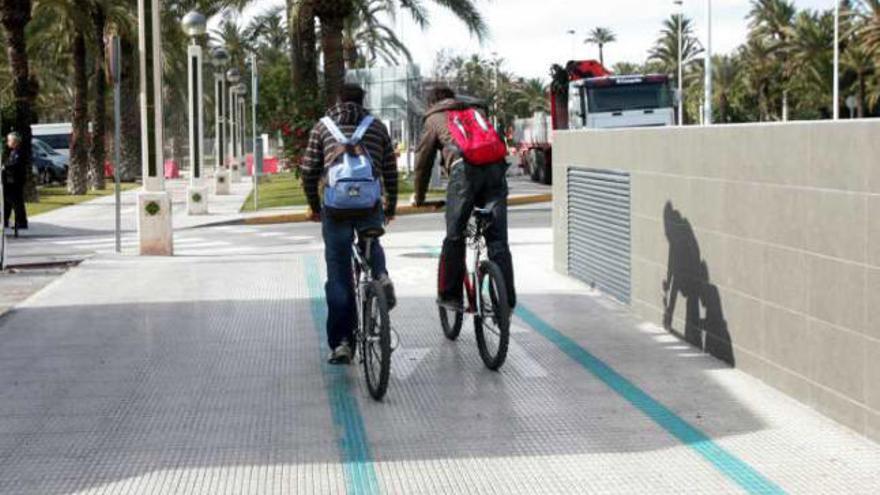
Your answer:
[567,168,632,304]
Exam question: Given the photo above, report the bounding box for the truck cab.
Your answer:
[569,75,674,130]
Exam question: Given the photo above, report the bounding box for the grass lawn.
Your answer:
[241,171,441,212]
[26,182,141,216]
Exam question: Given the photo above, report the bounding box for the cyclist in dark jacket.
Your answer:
[4,132,28,230]
[412,87,516,309]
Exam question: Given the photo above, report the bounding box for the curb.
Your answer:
[235,193,552,226]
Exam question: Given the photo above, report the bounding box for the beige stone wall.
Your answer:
[552,120,880,442]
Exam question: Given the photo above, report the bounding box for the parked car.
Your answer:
[31,123,72,157]
[32,138,68,184]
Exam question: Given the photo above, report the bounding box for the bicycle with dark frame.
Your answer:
[351,225,394,400]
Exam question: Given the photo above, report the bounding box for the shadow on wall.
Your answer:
[660,201,734,366]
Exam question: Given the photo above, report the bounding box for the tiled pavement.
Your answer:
[0,224,879,494]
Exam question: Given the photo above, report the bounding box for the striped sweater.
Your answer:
[302,103,398,216]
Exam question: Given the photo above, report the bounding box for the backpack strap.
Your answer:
[350,115,375,144]
[321,116,348,144]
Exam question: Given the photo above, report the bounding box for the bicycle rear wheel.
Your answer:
[439,306,463,340]
[474,260,510,370]
[362,280,391,400]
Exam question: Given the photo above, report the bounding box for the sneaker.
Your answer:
[378,274,396,310]
[436,297,464,313]
[327,341,353,365]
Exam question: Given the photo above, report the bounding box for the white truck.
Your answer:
[515,60,674,184]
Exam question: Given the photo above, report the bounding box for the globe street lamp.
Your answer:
[226,68,242,181]
[211,47,230,194]
[182,11,208,214]
[233,83,247,174]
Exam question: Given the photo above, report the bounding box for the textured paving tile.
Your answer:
[0,224,877,494]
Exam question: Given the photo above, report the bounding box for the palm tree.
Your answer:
[310,0,487,105]
[712,55,739,122]
[858,0,880,55]
[789,9,834,117]
[584,27,616,66]
[31,0,92,194]
[739,35,781,121]
[289,0,318,98]
[343,0,411,69]
[748,0,796,119]
[0,0,39,201]
[648,15,703,76]
[511,78,548,116]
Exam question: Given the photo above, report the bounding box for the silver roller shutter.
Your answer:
[567,168,631,304]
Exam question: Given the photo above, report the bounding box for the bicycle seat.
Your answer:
[358,226,385,239]
[473,201,498,219]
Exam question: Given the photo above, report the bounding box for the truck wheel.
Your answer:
[533,150,548,185]
[527,150,540,182]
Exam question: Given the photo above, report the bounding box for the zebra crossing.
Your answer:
[16,224,318,258]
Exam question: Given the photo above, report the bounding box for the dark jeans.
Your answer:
[3,182,27,229]
[322,210,387,349]
[438,161,516,308]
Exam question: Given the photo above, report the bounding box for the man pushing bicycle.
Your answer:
[412,86,516,312]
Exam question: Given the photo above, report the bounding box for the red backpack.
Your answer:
[447,109,507,166]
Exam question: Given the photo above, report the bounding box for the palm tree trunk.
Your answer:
[290,0,319,97]
[857,72,866,118]
[598,44,604,67]
[68,30,89,195]
[89,5,107,190]
[119,37,140,181]
[0,0,38,202]
[316,1,352,106]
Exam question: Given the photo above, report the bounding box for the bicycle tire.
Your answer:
[438,306,463,341]
[362,280,392,400]
[474,260,511,370]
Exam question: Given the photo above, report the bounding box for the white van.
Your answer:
[31,123,73,157]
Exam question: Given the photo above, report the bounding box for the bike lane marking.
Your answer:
[515,303,786,495]
[305,256,381,495]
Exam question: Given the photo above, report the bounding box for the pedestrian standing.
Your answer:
[4,132,29,232]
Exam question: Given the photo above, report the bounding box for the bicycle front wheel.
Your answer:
[362,280,392,400]
[474,260,511,370]
[439,306,463,340]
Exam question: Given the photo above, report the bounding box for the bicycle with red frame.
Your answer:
[425,199,511,370]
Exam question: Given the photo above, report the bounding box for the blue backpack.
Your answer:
[321,115,382,217]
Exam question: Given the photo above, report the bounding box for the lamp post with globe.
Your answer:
[136,0,173,254]
[226,68,242,182]
[211,47,230,194]
[182,11,208,214]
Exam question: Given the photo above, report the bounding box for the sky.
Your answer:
[235,0,834,81]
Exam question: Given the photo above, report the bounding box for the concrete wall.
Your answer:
[552,120,880,442]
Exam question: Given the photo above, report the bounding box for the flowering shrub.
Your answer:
[269,91,324,179]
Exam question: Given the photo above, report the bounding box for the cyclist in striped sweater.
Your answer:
[302,84,399,364]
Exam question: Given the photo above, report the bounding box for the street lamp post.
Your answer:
[675,0,684,126]
[211,47,230,195]
[182,11,208,215]
[136,0,173,255]
[703,0,713,126]
[250,53,261,211]
[833,0,840,120]
[226,68,242,182]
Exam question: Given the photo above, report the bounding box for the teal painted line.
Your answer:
[305,256,380,495]
[515,304,786,495]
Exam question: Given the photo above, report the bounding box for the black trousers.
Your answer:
[3,182,27,229]
[438,161,516,308]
